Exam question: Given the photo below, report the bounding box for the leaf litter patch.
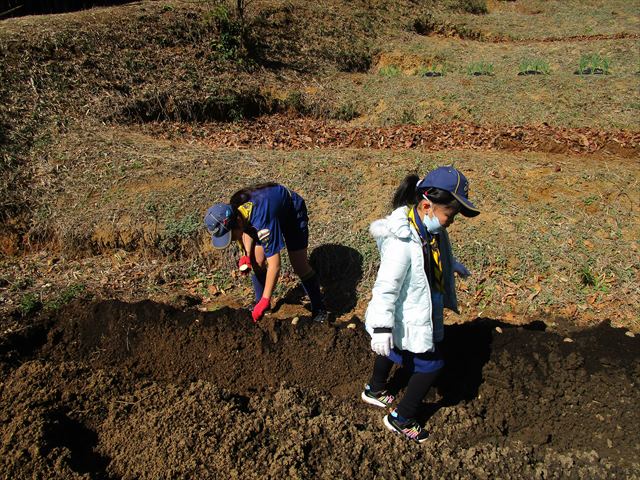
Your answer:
[0,299,638,478]
[141,116,640,156]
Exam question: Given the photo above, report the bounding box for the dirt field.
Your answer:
[1,301,638,479]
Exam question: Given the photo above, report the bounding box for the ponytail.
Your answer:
[392,174,420,209]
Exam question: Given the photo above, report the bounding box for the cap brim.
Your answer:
[211,230,232,249]
[452,193,480,217]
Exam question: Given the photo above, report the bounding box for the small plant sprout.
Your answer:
[399,108,418,124]
[467,61,494,76]
[518,58,550,75]
[417,63,445,77]
[334,101,359,121]
[20,292,41,316]
[378,65,401,77]
[575,54,611,75]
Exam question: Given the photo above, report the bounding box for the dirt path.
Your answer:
[143,117,640,156]
[1,300,638,478]
[487,32,640,44]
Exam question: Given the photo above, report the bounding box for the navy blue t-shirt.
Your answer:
[237,185,295,258]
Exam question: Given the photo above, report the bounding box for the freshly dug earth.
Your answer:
[1,300,638,479]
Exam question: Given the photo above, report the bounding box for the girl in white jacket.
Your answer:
[361,166,479,443]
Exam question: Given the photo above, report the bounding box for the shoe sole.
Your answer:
[382,415,428,444]
[360,391,388,408]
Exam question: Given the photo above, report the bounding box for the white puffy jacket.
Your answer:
[365,206,459,353]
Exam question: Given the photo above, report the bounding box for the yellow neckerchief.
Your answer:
[407,205,422,239]
[238,201,253,223]
[407,206,444,293]
[234,202,254,251]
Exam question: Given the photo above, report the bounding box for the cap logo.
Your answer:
[205,211,230,237]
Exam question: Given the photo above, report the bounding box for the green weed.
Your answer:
[456,0,488,15]
[161,212,201,252]
[285,91,310,115]
[207,5,244,61]
[518,58,550,75]
[579,267,609,293]
[144,201,159,215]
[579,264,605,291]
[333,102,359,121]
[19,292,41,316]
[334,41,372,73]
[467,61,494,76]
[11,277,34,292]
[45,284,86,310]
[165,213,201,238]
[379,65,401,77]
[576,54,610,75]
[399,108,418,124]
[583,195,598,206]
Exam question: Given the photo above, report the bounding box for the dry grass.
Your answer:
[448,0,640,40]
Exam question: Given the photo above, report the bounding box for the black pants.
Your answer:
[369,355,440,420]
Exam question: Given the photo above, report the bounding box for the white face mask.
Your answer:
[422,203,443,234]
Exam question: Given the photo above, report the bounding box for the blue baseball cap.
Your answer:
[204,203,234,249]
[418,166,480,217]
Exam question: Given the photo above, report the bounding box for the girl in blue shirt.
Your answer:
[205,183,327,323]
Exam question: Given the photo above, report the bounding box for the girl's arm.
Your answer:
[261,252,281,299]
[241,232,254,256]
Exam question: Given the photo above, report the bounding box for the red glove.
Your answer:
[238,255,252,274]
[252,297,270,323]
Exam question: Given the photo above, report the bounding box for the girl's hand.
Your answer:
[252,297,271,323]
[371,332,393,356]
[238,255,252,274]
[453,260,471,278]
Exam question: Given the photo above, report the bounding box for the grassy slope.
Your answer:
[327,36,640,129]
[0,0,392,222]
[11,124,640,329]
[446,0,640,40]
[1,0,639,330]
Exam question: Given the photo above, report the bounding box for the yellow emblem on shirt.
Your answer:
[238,202,253,222]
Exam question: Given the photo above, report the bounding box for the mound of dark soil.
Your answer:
[0,300,638,479]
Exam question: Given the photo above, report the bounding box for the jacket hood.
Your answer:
[369,206,414,240]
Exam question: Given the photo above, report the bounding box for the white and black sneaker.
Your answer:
[361,384,395,408]
[383,409,429,443]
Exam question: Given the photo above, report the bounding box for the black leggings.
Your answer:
[369,355,440,420]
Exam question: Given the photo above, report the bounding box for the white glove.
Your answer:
[371,332,393,356]
[453,259,471,278]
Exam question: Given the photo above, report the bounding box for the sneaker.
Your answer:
[383,410,429,443]
[361,384,395,408]
[311,308,330,323]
